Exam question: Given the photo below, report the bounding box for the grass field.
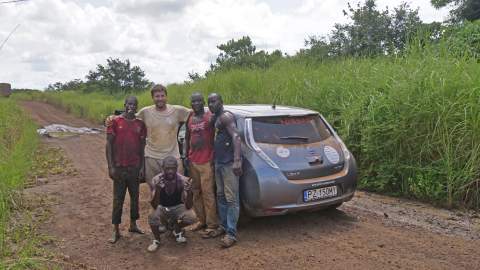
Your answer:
[14,43,480,209]
[0,99,39,265]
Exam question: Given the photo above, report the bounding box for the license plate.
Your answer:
[303,186,338,202]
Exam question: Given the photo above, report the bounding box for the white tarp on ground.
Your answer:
[37,124,101,136]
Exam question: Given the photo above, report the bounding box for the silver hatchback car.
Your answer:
[223,105,358,217]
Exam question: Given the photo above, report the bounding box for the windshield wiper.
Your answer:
[280,136,309,141]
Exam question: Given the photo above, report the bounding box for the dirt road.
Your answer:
[21,101,480,270]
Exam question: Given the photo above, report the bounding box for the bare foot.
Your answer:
[109,231,121,244]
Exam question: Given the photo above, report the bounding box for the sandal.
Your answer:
[128,227,145,234]
[201,227,224,239]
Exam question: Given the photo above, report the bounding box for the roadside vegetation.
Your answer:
[13,1,480,209]
[0,99,40,268]
[0,125,79,269]
[0,97,80,269]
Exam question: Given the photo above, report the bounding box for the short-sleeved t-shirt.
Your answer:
[106,115,146,167]
[187,111,214,164]
[136,104,190,159]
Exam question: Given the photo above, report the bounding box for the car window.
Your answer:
[252,115,331,144]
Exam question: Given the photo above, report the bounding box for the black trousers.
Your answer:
[112,166,140,225]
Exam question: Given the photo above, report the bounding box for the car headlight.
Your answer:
[337,136,351,161]
[324,145,340,164]
[319,115,351,161]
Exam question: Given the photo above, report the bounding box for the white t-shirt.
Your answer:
[136,104,190,159]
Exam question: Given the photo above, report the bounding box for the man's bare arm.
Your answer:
[150,177,161,209]
[139,136,146,181]
[106,134,116,180]
[135,109,144,121]
[221,112,242,176]
[150,188,159,209]
[184,122,191,162]
[182,178,194,209]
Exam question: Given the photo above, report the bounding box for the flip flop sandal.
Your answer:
[201,228,224,239]
[128,227,145,234]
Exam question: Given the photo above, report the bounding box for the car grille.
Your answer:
[282,163,344,180]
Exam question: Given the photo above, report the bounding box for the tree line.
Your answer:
[46,58,152,94]
[46,0,480,94]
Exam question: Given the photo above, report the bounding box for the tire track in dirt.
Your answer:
[21,101,480,270]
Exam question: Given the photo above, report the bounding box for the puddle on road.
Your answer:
[37,124,101,138]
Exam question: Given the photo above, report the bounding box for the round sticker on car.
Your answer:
[324,146,340,164]
[276,146,290,158]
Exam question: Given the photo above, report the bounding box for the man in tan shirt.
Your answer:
[136,84,190,190]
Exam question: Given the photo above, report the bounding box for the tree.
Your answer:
[443,20,480,58]
[389,3,422,53]
[46,82,64,91]
[187,71,202,82]
[327,0,422,57]
[329,0,392,57]
[46,79,83,92]
[86,58,151,94]
[216,36,257,68]
[297,36,332,62]
[207,36,283,74]
[431,0,480,22]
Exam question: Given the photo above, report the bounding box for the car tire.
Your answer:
[238,205,252,227]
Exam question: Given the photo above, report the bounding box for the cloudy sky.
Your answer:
[0,0,450,89]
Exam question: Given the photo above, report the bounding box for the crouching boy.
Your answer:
[147,156,196,252]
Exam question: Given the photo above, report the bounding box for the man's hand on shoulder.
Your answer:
[220,111,234,123]
[105,115,117,127]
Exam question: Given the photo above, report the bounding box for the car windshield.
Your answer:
[252,115,332,144]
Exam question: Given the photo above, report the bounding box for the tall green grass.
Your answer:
[16,46,480,208]
[0,99,39,253]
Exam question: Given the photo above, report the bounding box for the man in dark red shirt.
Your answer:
[106,96,146,244]
[184,92,222,238]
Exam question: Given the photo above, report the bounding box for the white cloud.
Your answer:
[0,0,450,89]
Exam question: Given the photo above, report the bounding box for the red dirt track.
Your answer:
[21,101,480,270]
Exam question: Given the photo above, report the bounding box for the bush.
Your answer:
[444,21,480,59]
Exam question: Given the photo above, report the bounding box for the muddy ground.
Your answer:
[20,101,480,270]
